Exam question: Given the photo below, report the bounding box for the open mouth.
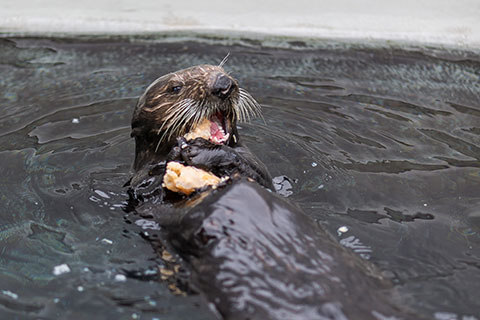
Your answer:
[209,112,230,144]
[184,111,230,145]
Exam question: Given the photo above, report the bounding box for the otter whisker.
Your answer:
[219,53,230,67]
[185,102,202,131]
[239,89,261,114]
[196,101,210,127]
[156,102,190,149]
[192,104,203,125]
[163,102,186,119]
[180,100,200,133]
[239,100,248,122]
[155,99,196,151]
[234,88,264,124]
[238,93,251,122]
[164,104,190,131]
[156,127,170,152]
[161,99,191,123]
[182,100,202,129]
[168,101,199,140]
[156,117,181,152]
[211,102,219,116]
[239,89,262,116]
[233,100,242,122]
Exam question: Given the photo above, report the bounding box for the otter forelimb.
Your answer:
[175,137,273,190]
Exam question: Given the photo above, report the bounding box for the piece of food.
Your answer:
[184,115,230,144]
[163,161,221,195]
[184,118,212,141]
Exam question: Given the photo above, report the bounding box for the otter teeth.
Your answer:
[210,115,229,144]
[212,132,230,144]
[185,116,229,145]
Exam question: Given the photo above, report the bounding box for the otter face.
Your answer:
[131,64,262,169]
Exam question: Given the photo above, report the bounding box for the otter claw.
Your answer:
[175,137,188,148]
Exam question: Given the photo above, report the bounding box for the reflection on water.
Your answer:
[0,36,479,319]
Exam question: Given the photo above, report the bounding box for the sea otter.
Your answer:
[128,64,418,319]
[129,64,272,201]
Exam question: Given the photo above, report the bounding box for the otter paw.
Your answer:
[180,139,216,165]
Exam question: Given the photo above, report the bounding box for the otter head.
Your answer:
[131,64,261,171]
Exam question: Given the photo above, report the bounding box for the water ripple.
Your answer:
[0,36,479,318]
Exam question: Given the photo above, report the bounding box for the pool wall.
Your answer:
[0,0,479,49]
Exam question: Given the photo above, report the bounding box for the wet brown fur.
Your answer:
[131,65,241,171]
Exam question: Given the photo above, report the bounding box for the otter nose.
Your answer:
[212,74,233,100]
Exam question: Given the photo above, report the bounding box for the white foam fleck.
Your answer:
[94,190,111,199]
[149,300,157,307]
[135,219,160,230]
[337,226,349,235]
[144,269,158,275]
[53,264,71,276]
[114,274,127,282]
[434,312,458,320]
[2,290,18,300]
[101,238,113,245]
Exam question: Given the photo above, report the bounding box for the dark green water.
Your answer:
[0,36,479,319]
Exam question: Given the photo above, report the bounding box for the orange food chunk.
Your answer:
[184,119,211,141]
[163,162,220,195]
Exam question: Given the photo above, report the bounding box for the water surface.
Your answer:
[0,36,479,319]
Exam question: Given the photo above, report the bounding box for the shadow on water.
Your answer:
[0,35,479,319]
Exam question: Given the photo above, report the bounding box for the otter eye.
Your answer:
[170,85,182,94]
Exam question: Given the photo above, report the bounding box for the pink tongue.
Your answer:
[210,121,224,142]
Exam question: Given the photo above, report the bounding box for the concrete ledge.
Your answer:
[1,0,479,49]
